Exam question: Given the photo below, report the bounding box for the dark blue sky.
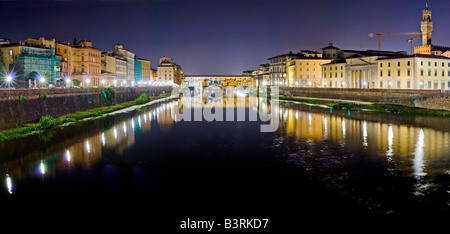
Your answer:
[1,0,450,74]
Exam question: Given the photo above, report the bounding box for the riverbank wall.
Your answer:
[0,86,172,130]
[279,87,450,111]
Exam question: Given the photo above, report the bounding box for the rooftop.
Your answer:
[377,54,450,60]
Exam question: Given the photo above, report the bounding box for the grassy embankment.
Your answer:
[278,95,450,117]
[0,93,170,141]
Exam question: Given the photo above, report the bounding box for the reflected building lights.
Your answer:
[40,160,46,175]
[144,114,147,123]
[131,120,135,129]
[123,122,127,136]
[102,132,106,146]
[114,127,118,140]
[323,116,328,139]
[85,140,91,153]
[413,128,426,179]
[363,121,368,148]
[65,150,71,163]
[6,174,12,194]
[138,116,142,127]
[342,119,346,137]
[386,125,394,159]
[308,114,312,125]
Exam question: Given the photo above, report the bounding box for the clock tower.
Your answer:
[421,3,433,46]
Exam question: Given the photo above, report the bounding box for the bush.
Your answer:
[104,87,115,102]
[58,117,76,124]
[19,95,25,103]
[36,116,56,130]
[39,93,47,101]
[135,93,150,105]
[21,126,33,134]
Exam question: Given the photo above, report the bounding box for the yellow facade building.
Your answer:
[139,58,151,83]
[288,57,332,87]
[56,40,102,87]
[322,54,450,90]
[378,54,450,90]
[157,57,183,85]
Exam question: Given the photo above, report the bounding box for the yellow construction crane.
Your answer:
[406,35,422,55]
[367,32,422,51]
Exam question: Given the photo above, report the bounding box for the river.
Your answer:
[1,96,449,230]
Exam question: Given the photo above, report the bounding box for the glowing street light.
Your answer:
[39,76,46,83]
[101,79,105,85]
[66,77,71,83]
[5,75,13,83]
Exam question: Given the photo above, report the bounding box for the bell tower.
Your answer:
[421,3,433,45]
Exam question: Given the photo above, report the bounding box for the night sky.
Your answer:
[1,0,450,75]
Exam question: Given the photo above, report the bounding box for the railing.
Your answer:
[280,87,445,94]
[0,86,172,98]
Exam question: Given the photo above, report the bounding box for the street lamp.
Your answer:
[101,79,105,86]
[5,75,13,83]
[86,78,91,87]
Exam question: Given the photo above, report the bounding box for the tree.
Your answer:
[28,71,38,80]
[0,45,6,74]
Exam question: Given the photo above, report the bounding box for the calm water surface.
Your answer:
[1,97,449,230]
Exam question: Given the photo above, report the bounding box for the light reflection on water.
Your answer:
[0,97,449,214]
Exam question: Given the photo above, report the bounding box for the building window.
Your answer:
[421,70,424,76]
[434,70,437,76]
[448,71,450,76]
[435,62,437,66]
[388,70,391,77]
[428,70,431,76]
[9,50,13,55]
[428,61,431,66]
[407,81,411,88]
[443,70,445,76]
[324,67,326,71]
[341,72,343,78]
[448,81,450,88]
[397,70,400,76]
[388,62,390,67]
[380,63,383,68]
[407,61,410,66]
[420,80,424,89]
[380,71,383,77]
[407,69,410,76]
[421,61,423,66]
[397,81,401,89]
[428,80,432,89]
[398,62,400,66]
[341,66,343,70]
[442,62,445,67]
[380,81,383,88]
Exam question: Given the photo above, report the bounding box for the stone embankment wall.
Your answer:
[279,87,450,111]
[0,86,172,130]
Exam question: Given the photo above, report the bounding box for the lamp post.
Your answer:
[38,75,46,89]
[66,77,71,88]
